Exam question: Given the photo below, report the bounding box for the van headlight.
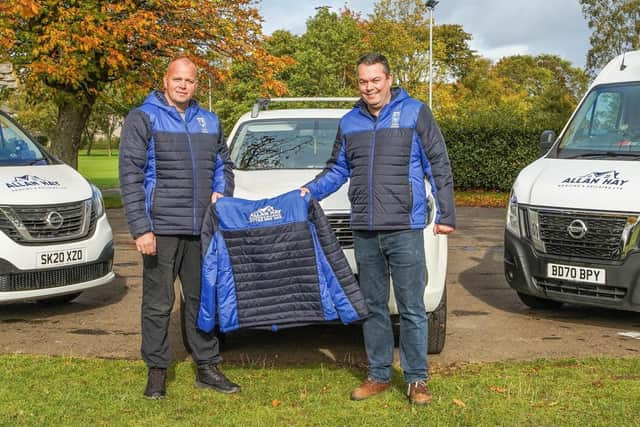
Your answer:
[91,185,105,218]
[506,189,520,236]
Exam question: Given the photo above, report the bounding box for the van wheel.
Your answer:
[517,292,563,310]
[427,284,447,355]
[37,292,81,305]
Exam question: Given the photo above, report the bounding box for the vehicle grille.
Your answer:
[0,261,111,292]
[327,213,353,249]
[0,201,96,244]
[536,210,627,260]
[534,277,626,301]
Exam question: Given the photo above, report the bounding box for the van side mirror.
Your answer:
[540,130,556,156]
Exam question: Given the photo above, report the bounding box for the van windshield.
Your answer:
[229,118,339,170]
[0,113,49,166]
[556,83,640,159]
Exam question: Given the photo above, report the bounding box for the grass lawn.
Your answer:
[78,151,509,209]
[78,149,120,190]
[1,355,639,426]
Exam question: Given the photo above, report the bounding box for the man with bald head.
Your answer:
[119,57,237,399]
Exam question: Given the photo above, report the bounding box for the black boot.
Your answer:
[144,367,167,399]
[195,364,241,394]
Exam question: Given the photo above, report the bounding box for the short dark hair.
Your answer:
[357,53,391,75]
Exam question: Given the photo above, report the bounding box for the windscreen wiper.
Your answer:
[566,151,640,159]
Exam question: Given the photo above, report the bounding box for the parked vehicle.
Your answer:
[225,98,449,353]
[0,110,115,304]
[504,50,640,311]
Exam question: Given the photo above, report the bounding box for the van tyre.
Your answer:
[517,291,563,310]
[427,283,447,355]
[391,284,447,354]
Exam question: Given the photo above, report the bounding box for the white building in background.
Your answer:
[0,63,17,89]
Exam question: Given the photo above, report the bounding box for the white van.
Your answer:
[225,98,448,353]
[504,51,640,311]
[0,110,115,304]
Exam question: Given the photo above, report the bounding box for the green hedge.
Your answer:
[441,109,551,191]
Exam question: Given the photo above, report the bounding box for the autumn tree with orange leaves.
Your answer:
[0,0,289,168]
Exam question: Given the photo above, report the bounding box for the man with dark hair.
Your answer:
[119,57,239,399]
[301,52,455,405]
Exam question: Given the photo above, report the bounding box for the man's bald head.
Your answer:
[163,57,198,112]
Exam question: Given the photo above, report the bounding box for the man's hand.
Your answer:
[211,192,224,203]
[136,232,157,256]
[299,187,310,197]
[434,224,455,235]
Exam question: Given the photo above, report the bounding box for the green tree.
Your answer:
[0,0,286,168]
[210,56,293,137]
[365,0,475,106]
[579,0,640,75]
[83,82,136,155]
[492,55,588,129]
[366,0,431,93]
[433,24,477,81]
[286,7,365,97]
[1,84,57,141]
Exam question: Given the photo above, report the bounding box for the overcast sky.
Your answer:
[258,0,592,69]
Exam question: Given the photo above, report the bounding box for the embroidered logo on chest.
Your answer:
[196,117,208,133]
[391,111,401,128]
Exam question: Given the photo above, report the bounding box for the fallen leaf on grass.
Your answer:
[453,399,466,407]
[490,386,506,393]
[271,400,281,408]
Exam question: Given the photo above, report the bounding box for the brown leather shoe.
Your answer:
[407,381,432,405]
[350,379,391,401]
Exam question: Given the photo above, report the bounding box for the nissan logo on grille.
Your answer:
[567,219,587,239]
[45,211,64,229]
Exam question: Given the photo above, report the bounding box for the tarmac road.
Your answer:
[1,207,639,368]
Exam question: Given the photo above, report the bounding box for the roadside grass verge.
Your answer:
[1,355,639,426]
[456,190,508,208]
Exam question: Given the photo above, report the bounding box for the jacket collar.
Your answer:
[356,87,408,120]
[144,90,200,122]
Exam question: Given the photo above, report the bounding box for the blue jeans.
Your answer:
[353,229,428,384]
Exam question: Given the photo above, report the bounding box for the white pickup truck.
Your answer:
[505,50,640,312]
[0,110,115,304]
[225,98,448,353]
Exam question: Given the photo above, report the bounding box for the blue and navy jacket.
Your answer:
[119,91,234,238]
[197,190,369,333]
[306,88,455,230]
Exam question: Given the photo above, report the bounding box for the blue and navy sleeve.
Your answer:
[213,122,235,197]
[198,204,219,332]
[118,109,153,239]
[305,127,351,201]
[416,104,456,228]
[308,198,369,321]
